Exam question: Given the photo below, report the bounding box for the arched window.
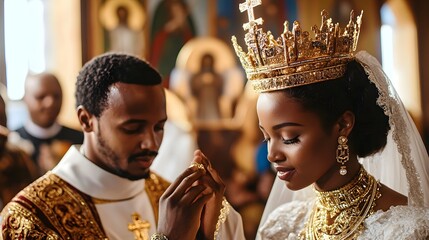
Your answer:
[4,0,46,100]
[380,5,395,85]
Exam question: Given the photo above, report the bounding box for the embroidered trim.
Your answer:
[214,197,231,240]
[1,172,107,239]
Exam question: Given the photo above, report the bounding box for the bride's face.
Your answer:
[257,91,339,190]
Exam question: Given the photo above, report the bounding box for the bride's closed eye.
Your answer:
[282,136,300,145]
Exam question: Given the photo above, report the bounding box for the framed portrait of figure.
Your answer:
[146,0,208,87]
[81,0,208,88]
[147,0,196,87]
[80,0,146,63]
[99,0,146,57]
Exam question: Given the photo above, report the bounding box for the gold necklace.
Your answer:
[301,166,381,239]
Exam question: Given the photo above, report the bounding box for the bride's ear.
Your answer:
[337,111,355,137]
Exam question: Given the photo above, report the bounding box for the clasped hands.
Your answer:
[157,150,225,240]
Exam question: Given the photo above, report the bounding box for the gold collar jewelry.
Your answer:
[301,166,381,239]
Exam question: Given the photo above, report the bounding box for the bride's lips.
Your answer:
[275,167,296,181]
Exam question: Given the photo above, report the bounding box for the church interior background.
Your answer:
[1,0,429,239]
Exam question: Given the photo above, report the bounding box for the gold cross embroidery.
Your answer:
[128,213,150,240]
[239,0,264,31]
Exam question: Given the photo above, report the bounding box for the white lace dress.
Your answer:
[259,200,429,240]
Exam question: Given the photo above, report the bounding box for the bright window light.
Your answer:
[380,25,396,84]
[4,0,45,100]
[380,4,397,88]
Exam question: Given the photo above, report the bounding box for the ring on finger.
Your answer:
[189,162,205,171]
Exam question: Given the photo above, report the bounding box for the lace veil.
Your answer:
[256,51,429,238]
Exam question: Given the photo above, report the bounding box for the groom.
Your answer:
[0,53,244,240]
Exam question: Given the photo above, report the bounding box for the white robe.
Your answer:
[52,146,245,239]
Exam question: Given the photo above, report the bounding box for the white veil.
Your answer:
[256,51,429,239]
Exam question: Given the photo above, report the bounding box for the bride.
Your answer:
[231,3,429,239]
[256,52,429,239]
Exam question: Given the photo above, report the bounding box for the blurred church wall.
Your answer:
[50,0,82,130]
[411,0,429,146]
[56,0,429,138]
[1,0,428,147]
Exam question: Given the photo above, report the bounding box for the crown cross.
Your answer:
[239,0,263,32]
[128,213,150,240]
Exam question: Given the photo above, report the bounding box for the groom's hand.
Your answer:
[192,150,226,240]
[157,164,213,240]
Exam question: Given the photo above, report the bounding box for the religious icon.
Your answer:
[190,53,224,121]
[149,0,196,88]
[99,0,146,57]
[170,36,245,126]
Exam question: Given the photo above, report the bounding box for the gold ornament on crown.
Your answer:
[231,0,363,93]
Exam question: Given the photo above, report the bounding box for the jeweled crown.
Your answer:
[232,0,363,92]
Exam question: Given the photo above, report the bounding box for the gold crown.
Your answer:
[231,0,363,92]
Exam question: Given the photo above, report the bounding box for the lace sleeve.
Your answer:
[214,199,246,240]
[359,206,429,239]
[258,200,313,240]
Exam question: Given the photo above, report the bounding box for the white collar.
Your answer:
[24,120,62,139]
[52,145,145,200]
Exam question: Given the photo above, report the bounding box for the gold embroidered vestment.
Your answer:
[0,171,169,239]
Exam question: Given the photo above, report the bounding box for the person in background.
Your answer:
[0,95,37,208]
[15,72,83,175]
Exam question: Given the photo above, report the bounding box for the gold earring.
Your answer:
[336,136,349,175]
